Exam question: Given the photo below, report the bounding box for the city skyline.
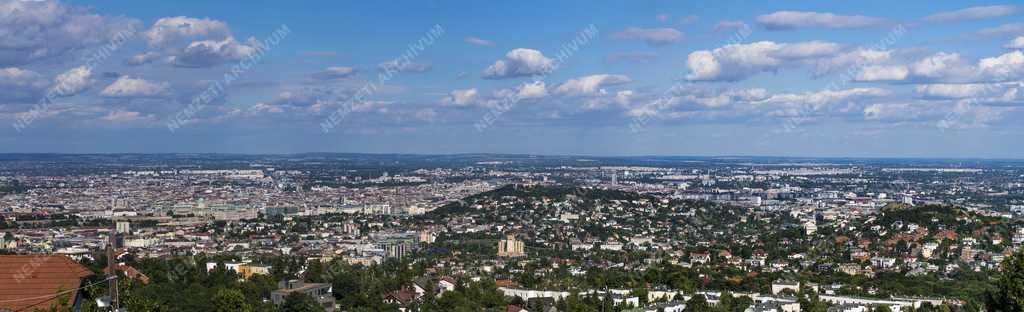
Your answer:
[3,1,1024,157]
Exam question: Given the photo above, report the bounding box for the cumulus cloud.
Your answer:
[169,36,257,68]
[977,50,1024,79]
[464,36,496,47]
[0,0,139,66]
[553,74,631,96]
[1007,37,1024,49]
[625,86,889,122]
[311,67,358,80]
[100,110,155,123]
[124,52,162,66]
[377,61,432,73]
[489,82,549,103]
[769,87,889,105]
[100,76,172,98]
[889,51,1024,83]
[0,67,49,101]
[923,5,1021,23]
[764,87,891,117]
[915,84,990,99]
[482,48,554,79]
[139,16,263,68]
[757,11,884,30]
[515,81,549,99]
[611,27,682,45]
[143,16,231,47]
[855,65,909,82]
[686,41,842,81]
[907,52,973,80]
[51,65,94,96]
[441,88,479,106]
[812,48,893,77]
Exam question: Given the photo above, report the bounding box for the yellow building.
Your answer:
[238,264,271,279]
[497,234,525,257]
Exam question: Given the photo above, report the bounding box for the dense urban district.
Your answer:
[3,154,1024,312]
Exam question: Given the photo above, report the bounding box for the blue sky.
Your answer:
[2,0,1024,157]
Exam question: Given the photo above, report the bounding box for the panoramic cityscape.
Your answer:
[2,1,1024,312]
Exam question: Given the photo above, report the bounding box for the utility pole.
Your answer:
[107,221,119,311]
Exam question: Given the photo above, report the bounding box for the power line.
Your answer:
[0,277,115,303]
[3,276,116,312]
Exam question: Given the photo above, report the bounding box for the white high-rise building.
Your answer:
[497,234,525,257]
[115,220,131,234]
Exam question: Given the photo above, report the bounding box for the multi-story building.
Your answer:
[498,234,525,257]
[271,280,335,311]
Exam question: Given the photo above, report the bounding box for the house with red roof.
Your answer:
[0,255,95,312]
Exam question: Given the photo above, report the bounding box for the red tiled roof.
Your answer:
[0,255,94,311]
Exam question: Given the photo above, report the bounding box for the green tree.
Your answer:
[213,288,252,312]
[282,292,326,312]
[305,260,324,283]
[798,286,828,312]
[989,249,1024,311]
[685,294,711,312]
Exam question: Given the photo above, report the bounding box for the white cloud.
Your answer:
[441,88,479,106]
[686,41,841,81]
[351,101,390,113]
[554,74,631,96]
[614,90,634,106]
[249,102,285,114]
[311,67,358,80]
[713,21,749,33]
[756,11,885,30]
[482,48,554,79]
[124,52,162,66]
[490,82,547,102]
[144,16,231,47]
[100,76,171,98]
[978,23,1024,36]
[464,36,496,47]
[51,65,93,96]
[773,41,843,59]
[978,50,1024,79]
[812,48,893,77]
[170,37,257,68]
[516,81,549,99]
[1007,37,1024,49]
[691,88,771,108]
[611,27,682,45]
[862,102,935,121]
[767,87,890,109]
[924,5,1021,23]
[0,0,139,66]
[842,51,1024,83]
[915,84,989,99]
[908,52,972,79]
[0,67,48,100]
[377,61,432,73]
[855,65,909,82]
[100,110,154,123]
